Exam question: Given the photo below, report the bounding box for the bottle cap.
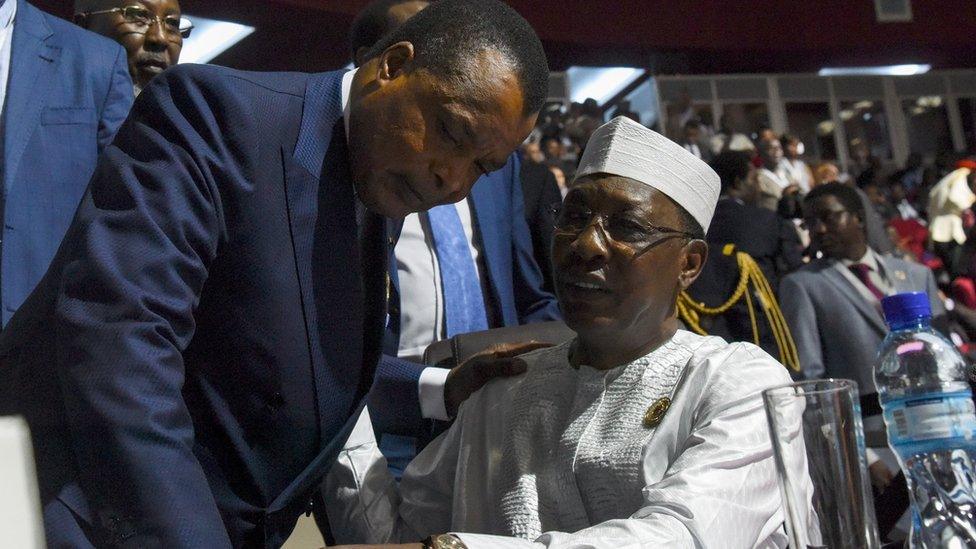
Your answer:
[881,292,931,327]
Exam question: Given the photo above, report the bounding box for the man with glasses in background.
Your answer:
[0,0,131,326]
[75,0,191,95]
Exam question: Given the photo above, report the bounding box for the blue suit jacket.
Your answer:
[0,66,390,547]
[1,0,132,325]
[369,153,561,440]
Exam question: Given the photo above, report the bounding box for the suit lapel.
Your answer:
[821,261,888,335]
[469,176,503,307]
[878,255,914,294]
[4,1,59,195]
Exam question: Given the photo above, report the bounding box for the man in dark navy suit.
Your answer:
[0,0,132,326]
[0,1,549,546]
[348,0,560,477]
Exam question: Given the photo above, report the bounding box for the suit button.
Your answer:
[267,392,285,413]
[388,236,395,245]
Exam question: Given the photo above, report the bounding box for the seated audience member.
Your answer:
[927,163,976,278]
[782,183,944,390]
[324,117,793,548]
[677,120,711,162]
[780,183,944,532]
[0,0,132,325]
[780,135,814,193]
[348,0,560,477]
[890,180,922,221]
[756,134,798,212]
[707,151,803,285]
[74,0,189,95]
[815,162,896,255]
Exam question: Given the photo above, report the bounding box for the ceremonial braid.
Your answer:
[677,245,801,372]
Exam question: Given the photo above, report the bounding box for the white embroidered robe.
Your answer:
[324,330,793,548]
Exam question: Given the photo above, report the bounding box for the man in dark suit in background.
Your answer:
[0,0,132,326]
[706,151,803,285]
[518,150,562,292]
[0,1,549,546]
[686,151,802,355]
[347,0,560,476]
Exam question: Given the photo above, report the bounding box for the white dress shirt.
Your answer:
[325,331,793,548]
[0,0,18,119]
[398,203,488,421]
[395,202,487,360]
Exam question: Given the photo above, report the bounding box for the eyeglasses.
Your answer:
[550,203,698,256]
[801,209,850,231]
[80,5,193,40]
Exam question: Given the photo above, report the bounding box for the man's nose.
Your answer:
[570,223,610,266]
[143,19,169,49]
[433,159,481,203]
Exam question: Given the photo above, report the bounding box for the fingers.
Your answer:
[477,340,553,360]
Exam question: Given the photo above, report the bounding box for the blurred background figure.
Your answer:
[678,119,711,162]
[781,134,814,193]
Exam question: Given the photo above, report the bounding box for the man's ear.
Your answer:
[376,41,415,84]
[678,240,708,291]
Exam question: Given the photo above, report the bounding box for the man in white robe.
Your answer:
[323,116,795,549]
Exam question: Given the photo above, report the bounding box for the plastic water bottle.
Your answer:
[876,292,976,547]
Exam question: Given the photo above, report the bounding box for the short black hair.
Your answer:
[710,151,752,195]
[349,0,429,63]
[804,183,865,222]
[683,119,702,131]
[363,0,549,117]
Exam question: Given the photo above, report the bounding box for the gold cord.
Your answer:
[677,246,801,372]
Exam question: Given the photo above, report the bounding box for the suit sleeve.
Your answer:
[54,67,231,547]
[779,275,826,380]
[96,44,135,152]
[508,156,561,323]
[369,355,431,438]
[775,217,804,277]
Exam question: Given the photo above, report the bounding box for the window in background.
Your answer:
[959,97,976,155]
[785,102,837,162]
[840,100,892,160]
[721,103,769,141]
[664,103,713,139]
[901,96,952,159]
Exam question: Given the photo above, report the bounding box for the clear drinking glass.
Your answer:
[763,379,881,549]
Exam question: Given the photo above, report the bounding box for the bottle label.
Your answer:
[885,392,976,445]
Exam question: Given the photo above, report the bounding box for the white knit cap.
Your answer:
[574,116,721,232]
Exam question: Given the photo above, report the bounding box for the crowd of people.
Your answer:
[0,0,974,547]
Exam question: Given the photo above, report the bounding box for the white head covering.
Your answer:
[575,116,721,232]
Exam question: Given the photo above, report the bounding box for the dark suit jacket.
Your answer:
[0,65,390,548]
[2,0,133,325]
[705,197,804,285]
[519,158,561,292]
[370,154,561,441]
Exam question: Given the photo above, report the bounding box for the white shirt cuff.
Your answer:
[418,366,451,421]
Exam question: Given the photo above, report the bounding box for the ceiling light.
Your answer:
[566,66,644,104]
[818,64,930,77]
[179,15,255,64]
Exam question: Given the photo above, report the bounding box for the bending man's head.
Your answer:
[552,117,718,351]
[347,0,548,219]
